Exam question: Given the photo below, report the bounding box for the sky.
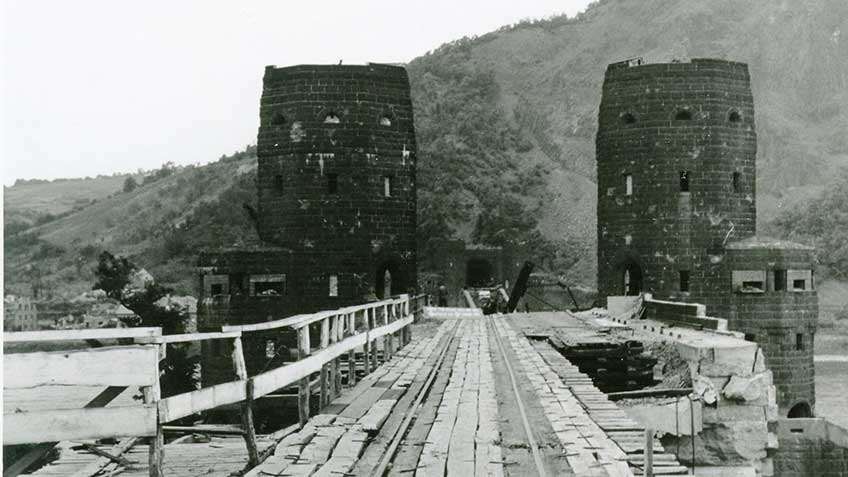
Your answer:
[1,1,593,184]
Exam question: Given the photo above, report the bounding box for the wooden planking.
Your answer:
[418,319,471,476]
[4,345,159,388]
[388,336,460,475]
[348,322,456,476]
[474,319,504,477]
[158,380,246,423]
[494,318,632,477]
[4,405,156,445]
[3,327,161,343]
[447,320,480,477]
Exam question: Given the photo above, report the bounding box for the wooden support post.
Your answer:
[332,315,342,396]
[297,326,311,426]
[644,427,654,477]
[368,309,378,372]
[384,332,393,362]
[232,337,259,466]
[319,317,330,409]
[348,312,357,386]
[143,347,163,477]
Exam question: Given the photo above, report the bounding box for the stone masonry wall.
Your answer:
[714,246,818,414]
[597,59,756,303]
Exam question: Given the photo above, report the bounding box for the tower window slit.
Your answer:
[624,173,633,196]
[327,173,338,194]
[680,171,690,192]
[732,172,740,192]
[679,270,690,292]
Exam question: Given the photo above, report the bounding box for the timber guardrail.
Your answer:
[3,294,427,477]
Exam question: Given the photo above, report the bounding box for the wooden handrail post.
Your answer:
[144,344,164,477]
[331,315,342,398]
[347,312,357,386]
[368,308,378,372]
[297,326,311,426]
[644,427,654,477]
[319,317,330,409]
[232,337,259,466]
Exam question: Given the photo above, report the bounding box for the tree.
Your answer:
[123,176,138,193]
[93,251,197,396]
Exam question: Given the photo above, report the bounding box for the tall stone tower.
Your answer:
[255,64,418,298]
[197,64,418,385]
[596,58,817,416]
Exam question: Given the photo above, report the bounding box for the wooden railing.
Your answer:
[3,294,426,477]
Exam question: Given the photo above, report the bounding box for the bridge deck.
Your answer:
[21,310,688,477]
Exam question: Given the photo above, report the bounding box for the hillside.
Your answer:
[4,0,848,299]
[4,151,258,298]
[410,0,847,284]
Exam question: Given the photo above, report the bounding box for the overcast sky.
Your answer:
[2,1,593,184]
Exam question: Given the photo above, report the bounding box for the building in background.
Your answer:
[3,295,38,331]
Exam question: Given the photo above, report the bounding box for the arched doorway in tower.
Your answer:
[466,258,494,288]
[375,261,406,300]
[622,260,643,296]
[787,401,813,418]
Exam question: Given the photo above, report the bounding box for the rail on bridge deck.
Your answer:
[2,294,429,477]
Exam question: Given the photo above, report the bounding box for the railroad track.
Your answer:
[372,317,549,477]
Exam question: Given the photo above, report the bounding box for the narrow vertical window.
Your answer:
[327,173,338,194]
[329,275,339,297]
[624,174,633,196]
[680,171,690,192]
[384,175,393,197]
[624,234,632,246]
[732,172,740,192]
[795,333,804,351]
[274,174,284,193]
[679,270,690,292]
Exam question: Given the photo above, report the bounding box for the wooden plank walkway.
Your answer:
[20,312,689,477]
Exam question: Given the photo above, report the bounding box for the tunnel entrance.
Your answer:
[622,261,643,296]
[376,261,405,299]
[788,401,813,418]
[466,258,494,288]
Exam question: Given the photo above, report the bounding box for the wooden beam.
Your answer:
[134,330,241,344]
[233,337,259,466]
[78,443,137,468]
[220,295,409,333]
[158,379,246,423]
[3,406,157,445]
[68,438,138,477]
[2,386,128,477]
[162,425,245,435]
[297,327,311,426]
[143,368,163,477]
[4,327,161,343]
[644,428,654,477]
[4,345,159,388]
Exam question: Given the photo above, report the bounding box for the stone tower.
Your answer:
[255,64,418,299]
[197,64,418,385]
[596,58,817,416]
